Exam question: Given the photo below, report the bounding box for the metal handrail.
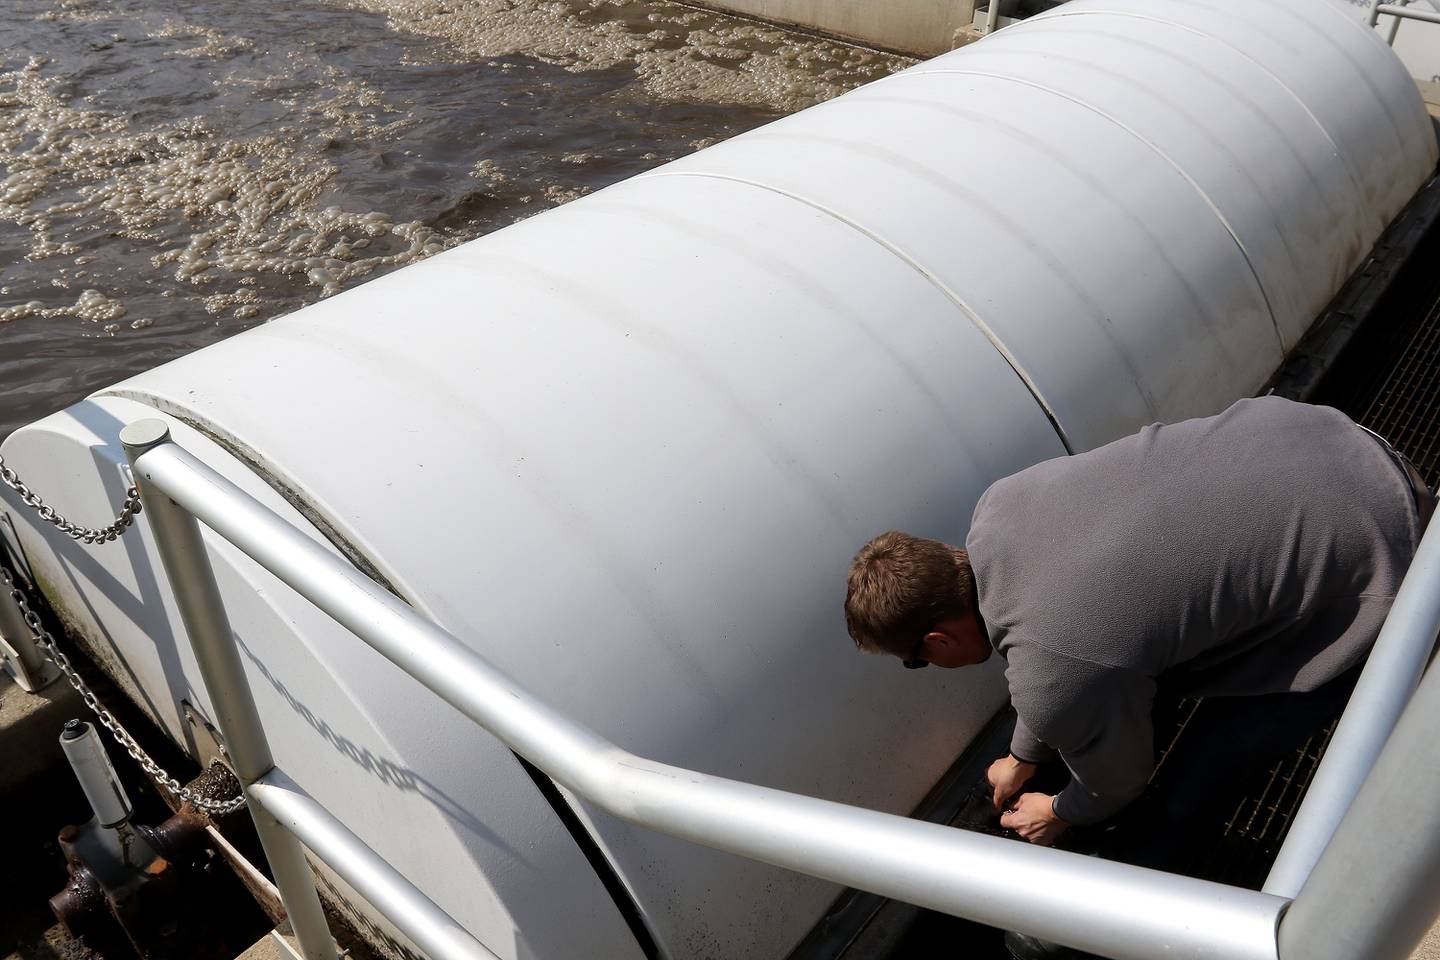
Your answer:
[1281,603,1440,959]
[1263,504,1440,896]
[1370,0,1440,42]
[250,770,499,960]
[116,418,1440,960]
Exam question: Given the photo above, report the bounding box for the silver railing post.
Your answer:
[985,0,1002,35]
[1370,0,1385,26]
[0,574,59,691]
[121,420,339,960]
[1386,0,1411,41]
[1278,654,1440,960]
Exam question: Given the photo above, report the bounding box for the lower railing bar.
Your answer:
[1375,2,1440,25]
[249,771,500,960]
[1263,516,1440,897]
[120,422,340,960]
[128,426,1287,960]
[1278,655,1440,960]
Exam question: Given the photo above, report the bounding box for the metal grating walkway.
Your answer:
[1343,275,1440,487]
[1302,173,1440,487]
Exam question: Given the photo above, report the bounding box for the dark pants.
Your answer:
[1050,665,1362,882]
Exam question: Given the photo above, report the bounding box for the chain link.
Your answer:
[0,454,142,544]
[2,565,246,815]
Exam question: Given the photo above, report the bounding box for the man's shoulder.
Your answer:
[1003,638,1113,741]
[1002,635,1124,698]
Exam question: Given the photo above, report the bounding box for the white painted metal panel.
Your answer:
[651,72,1280,452]
[0,398,643,960]
[14,175,1065,958]
[906,11,1372,351]
[1029,0,1436,229]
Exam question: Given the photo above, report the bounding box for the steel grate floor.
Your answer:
[1350,278,1440,487]
[1312,217,1440,487]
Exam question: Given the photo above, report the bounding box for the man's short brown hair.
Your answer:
[844,531,976,656]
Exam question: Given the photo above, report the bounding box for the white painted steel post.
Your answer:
[0,577,58,691]
[120,419,339,960]
[1384,0,1411,41]
[1370,0,1385,26]
[1278,656,1440,960]
[985,0,1002,34]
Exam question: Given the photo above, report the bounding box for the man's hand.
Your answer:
[1000,792,1069,846]
[986,755,1038,813]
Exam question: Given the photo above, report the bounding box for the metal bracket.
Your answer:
[181,699,231,769]
[0,571,60,692]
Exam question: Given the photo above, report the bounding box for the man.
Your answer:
[844,397,1431,851]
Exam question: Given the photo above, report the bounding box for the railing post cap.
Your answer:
[119,419,172,451]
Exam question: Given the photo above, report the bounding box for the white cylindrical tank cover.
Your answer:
[6,3,1433,959]
[657,0,1435,452]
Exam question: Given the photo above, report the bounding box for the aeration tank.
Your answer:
[2,1,1434,956]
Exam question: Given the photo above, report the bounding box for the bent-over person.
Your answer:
[843,397,1431,956]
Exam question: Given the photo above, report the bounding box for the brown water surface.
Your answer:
[0,0,909,441]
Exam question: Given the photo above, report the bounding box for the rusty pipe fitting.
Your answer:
[49,862,103,933]
[144,811,211,865]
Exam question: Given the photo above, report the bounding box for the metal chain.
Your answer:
[0,454,142,544]
[2,565,246,815]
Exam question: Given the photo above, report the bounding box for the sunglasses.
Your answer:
[902,634,928,669]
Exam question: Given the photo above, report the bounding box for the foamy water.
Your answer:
[0,0,909,440]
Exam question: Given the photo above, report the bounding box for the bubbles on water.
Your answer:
[72,288,126,322]
[0,56,455,325]
[0,288,124,324]
[541,183,590,205]
[470,158,508,184]
[151,20,254,58]
[2,0,910,440]
[201,289,260,316]
[332,0,911,112]
[0,302,46,324]
[37,0,111,24]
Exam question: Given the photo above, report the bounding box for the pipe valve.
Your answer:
[59,719,132,828]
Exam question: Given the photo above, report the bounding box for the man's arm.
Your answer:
[1010,715,1059,765]
[1003,645,1157,835]
[1046,658,1156,825]
[987,715,1056,812]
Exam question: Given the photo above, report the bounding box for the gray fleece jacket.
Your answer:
[965,397,1421,825]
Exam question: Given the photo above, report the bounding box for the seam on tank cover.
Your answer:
[513,754,663,960]
[910,67,1288,356]
[996,9,1374,219]
[638,169,1076,455]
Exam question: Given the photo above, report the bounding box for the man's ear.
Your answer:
[924,629,958,653]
